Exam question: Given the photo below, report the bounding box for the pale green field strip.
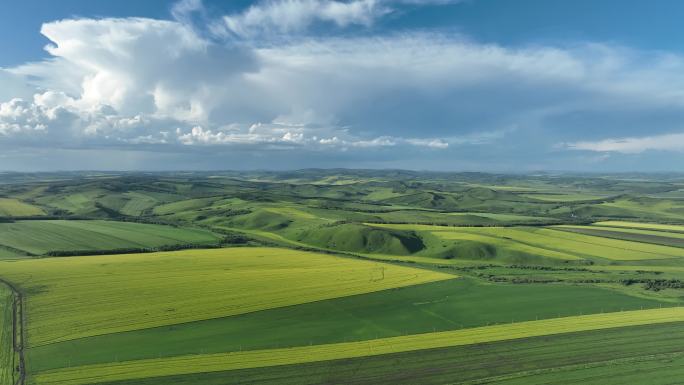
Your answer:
[0,248,452,346]
[217,226,313,248]
[594,221,684,233]
[445,212,549,222]
[559,225,684,240]
[594,265,684,274]
[33,307,684,385]
[520,193,606,202]
[0,198,44,216]
[263,207,318,219]
[374,224,684,261]
[0,284,16,385]
[361,253,490,266]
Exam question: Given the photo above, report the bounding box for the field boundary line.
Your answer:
[33,307,684,385]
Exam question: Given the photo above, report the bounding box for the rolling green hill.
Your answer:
[295,223,425,255]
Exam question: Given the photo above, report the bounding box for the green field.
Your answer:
[28,278,662,372]
[88,322,684,385]
[0,248,451,346]
[31,307,684,384]
[0,220,222,255]
[0,198,44,217]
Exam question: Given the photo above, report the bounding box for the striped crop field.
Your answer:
[554,224,684,248]
[31,307,684,385]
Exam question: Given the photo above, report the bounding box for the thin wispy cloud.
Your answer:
[565,132,684,154]
[215,0,389,38]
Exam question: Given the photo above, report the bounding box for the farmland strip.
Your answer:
[33,307,684,385]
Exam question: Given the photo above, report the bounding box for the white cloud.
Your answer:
[10,17,256,122]
[565,132,684,154]
[405,138,449,149]
[0,70,36,102]
[0,96,76,137]
[175,123,448,150]
[171,0,205,25]
[216,0,388,37]
[4,10,684,168]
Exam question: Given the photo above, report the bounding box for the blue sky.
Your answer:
[1,0,684,171]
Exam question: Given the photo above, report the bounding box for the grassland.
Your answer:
[0,248,451,346]
[0,198,44,217]
[32,307,684,384]
[2,171,684,384]
[0,220,221,255]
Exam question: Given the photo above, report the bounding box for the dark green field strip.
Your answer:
[557,227,684,249]
[0,284,17,384]
[28,279,664,372]
[90,322,684,385]
[487,353,684,385]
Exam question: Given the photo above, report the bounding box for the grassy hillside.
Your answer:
[295,223,425,255]
[371,224,684,262]
[0,198,44,217]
